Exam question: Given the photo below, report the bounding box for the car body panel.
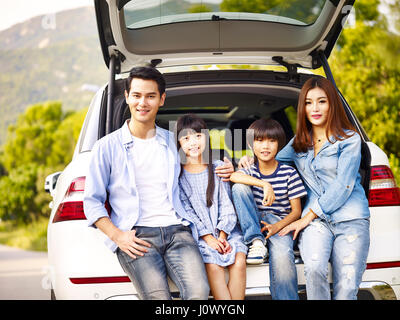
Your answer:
[95,0,355,72]
[46,74,400,299]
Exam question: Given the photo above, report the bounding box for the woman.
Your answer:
[240,77,370,299]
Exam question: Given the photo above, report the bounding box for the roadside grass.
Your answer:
[0,216,48,252]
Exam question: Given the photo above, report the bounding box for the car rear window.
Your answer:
[123,0,327,29]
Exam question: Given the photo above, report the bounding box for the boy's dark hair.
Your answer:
[246,118,286,152]
[125,66,166,95]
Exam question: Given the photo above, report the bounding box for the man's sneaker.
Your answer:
[246,240,268,265]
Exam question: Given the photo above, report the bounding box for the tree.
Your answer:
[330,0,400,183]
[1,101,64,172]
[0,102,86,222]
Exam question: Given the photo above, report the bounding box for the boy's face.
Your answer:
[125,78,166,125]
[252,137,279,163]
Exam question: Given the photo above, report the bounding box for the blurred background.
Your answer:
[0,0,399,252]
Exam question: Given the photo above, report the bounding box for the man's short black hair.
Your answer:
[125,66,166,95]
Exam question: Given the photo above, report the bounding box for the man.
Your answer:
[84,66,232,300]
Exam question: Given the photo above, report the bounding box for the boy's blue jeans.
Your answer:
[232,183,299,300]
[116,224,209,300]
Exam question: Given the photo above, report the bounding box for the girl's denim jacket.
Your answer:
[276,130,370,223]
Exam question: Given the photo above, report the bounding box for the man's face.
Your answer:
[124,78,166,125]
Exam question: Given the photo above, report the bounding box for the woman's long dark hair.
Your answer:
[176,114,215,207]
[293,77,355,153]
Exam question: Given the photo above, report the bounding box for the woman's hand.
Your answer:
[279,210,318,240]
[215,157,234,182]
[238,155,254,169]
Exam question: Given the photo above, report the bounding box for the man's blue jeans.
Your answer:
[116,224,209,300]
[232,183,299,300]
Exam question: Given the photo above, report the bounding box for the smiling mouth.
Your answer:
[311,115,322,119]
[136,108,150,114]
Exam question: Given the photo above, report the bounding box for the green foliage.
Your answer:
[0,164,38,223]
[188,4,212,13]
[330,0,400,184]
[2,101,64,171]
[0,102,86,223]
[220,0,325,23]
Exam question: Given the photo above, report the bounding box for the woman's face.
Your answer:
[305,87,330,129]
[179,131,207,160]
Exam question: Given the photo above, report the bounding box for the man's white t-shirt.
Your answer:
[131,135,182,227]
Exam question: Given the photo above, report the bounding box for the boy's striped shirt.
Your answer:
[238,162,307,217]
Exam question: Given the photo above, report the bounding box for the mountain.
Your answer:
[0,6,108,144]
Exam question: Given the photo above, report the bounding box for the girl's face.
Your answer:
[252,137,279,163]
[179,131,207,160]
[305,87,330,129]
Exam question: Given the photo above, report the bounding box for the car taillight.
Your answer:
[53,176,86,223]
[368,165,400,207]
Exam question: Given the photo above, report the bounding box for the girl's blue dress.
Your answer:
[179,160,247,266]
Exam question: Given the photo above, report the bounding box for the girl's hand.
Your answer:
[217,230,231,254]
[261,221,279,240]
[202,234,224,253]
[238,155,254,170]
[219,238,232,254]
[215,157,234,182]
[262,182,275,206]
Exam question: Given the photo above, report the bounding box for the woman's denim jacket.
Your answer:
[276,130,370,223]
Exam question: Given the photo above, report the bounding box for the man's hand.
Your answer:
[94,217,151,259]
[113,229,152,259]
[215,157,234,182]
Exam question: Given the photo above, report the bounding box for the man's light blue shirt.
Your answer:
[83,121,189,252]
[276,131,370,223]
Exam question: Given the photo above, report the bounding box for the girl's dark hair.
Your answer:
[176,114,215,208]
[246,119,286,163]
[293,77,355,153]
[125,66,166,95]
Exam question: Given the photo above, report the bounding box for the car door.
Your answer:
[94,0,355,72]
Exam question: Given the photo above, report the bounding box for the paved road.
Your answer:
[0,244,50,300]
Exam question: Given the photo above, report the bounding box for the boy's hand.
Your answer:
[261,221,279,240]
[262,182,275,206]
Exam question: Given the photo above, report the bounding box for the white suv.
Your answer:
[44,0,400,300]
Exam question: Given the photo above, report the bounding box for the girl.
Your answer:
[176,114,247,300]
[240,77,370,300]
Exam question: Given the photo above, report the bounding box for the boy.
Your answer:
[230,118,307,300]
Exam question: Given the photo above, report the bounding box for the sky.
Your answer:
[0,0,93,31]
